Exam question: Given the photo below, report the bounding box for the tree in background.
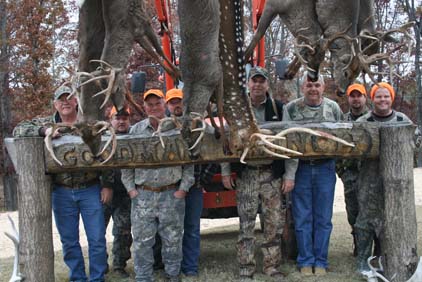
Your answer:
[8,0,71,122]
[1,0,72,210]
[399,0,421,166]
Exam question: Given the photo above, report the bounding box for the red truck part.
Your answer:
[252,0,266,67]
[154,0,175,90]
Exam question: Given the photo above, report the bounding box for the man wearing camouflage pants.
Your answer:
[103,106,132,278]
[355,82,414,273]
[121,89,194,282]
[225,67,295,280]
[336,83,369,256]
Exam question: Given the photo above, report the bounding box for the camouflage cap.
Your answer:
[249,66,269,80]
[54,86,72,101]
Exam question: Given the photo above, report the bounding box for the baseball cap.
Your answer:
[143,89,164,100]
[109,106,130,118]
[165,88,183,102]
[54,86,72,100]
[249,66,269,80]
[346,83,367,96]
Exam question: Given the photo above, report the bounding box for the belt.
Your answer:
[300,159,332,166]
[136,183,178,192]
[247,164,272,170]
[59,179,100,190]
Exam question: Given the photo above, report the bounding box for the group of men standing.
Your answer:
[12,65,414,281]
[13,86,203,282]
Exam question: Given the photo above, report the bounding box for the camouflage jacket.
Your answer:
[121,118,195,193]
[343,106,369,121]
[337,106,369,177]
[356,110,412,123]
[13,114,112,188]
[13,113,59,137]
[283,97,343,177]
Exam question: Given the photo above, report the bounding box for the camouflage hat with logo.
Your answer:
[54,86,72,101]
[249,66,269,80]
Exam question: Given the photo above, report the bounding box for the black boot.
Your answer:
[351,229,358,257]
[355,228,373,273]
[373,234,381,257]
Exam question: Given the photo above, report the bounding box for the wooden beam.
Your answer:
[42,121,383,173]
[380,125,418,280]
[15,138,54,282]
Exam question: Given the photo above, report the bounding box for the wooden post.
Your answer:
[380,125,418,280]
[15,138,54,282]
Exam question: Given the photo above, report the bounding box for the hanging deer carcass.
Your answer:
[317,0,379,95]
[245,0,325,81]
[46,0,179,165]
[177,0,354,160]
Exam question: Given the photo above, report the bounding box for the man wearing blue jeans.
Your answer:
[283,73,343,276]
[13,86,111,282]
[181,171,203,276]
[165,88,204,276]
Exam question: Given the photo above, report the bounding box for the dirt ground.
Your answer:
[0,168,421,281]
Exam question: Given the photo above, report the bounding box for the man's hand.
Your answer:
[101,187,113,204]
[128,189,139,199]
[281,179,295,194]
[174,190,187,199]
[222,175,235,190]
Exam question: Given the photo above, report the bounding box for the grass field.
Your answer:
[1,207,422,282]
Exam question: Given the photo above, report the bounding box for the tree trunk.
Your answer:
[15,138,54,282]
[0,0,18,210]
[380,125,418,280]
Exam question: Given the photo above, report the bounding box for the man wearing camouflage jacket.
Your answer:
[336,83,369,256]
[283,73,343,276]
[121,89,194,282]
[355,82,413,273]
[13,86,111,282]
[103,106,133,278]
[224,67,294,280]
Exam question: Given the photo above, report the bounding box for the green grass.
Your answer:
[1,209,422,282]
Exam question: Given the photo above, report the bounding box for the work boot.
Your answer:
[165,274,181,282]
[355,229,373,273]
[113,268,129,278]
[299,267,313,276]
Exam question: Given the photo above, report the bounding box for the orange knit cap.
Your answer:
[346,83,367,96]
[370,82,395,101]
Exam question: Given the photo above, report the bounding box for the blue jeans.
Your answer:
[52,184,107,282]
[181,186,203,274]
[292,160,336,269]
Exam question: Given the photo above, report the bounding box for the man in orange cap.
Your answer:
[344,83,369,121]
[122,89,194,282]
[166,88,184,117]
[337,83,369,258]
[164,88,212,277]
[355,82,412,273]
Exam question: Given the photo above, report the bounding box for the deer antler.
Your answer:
[77,60,122,109]
[240,127,355,164]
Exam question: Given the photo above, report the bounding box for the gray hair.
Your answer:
[300,71,325,86]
